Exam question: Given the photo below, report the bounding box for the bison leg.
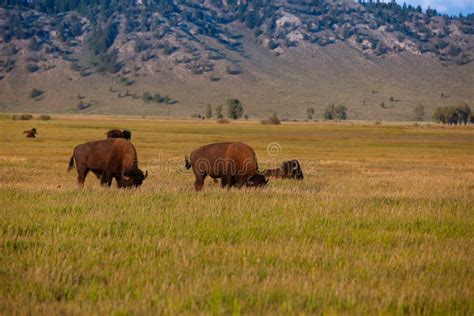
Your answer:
[76,166,89,186]
[220,177,228,188]
[235,176,246,189]
[100,171,113,187]
[115,176,123,188]
[194,174,206,191]
[223,175,235,190]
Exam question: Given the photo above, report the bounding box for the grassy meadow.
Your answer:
[0,115,473,314]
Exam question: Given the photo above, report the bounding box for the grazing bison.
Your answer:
[23,128,37,138]
[263,159,304,180]
[106,129,132,140]
[68,138,147,188]
[184,142,268,191]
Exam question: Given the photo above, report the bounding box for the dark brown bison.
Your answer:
[263,159,304,180]
[106,129,131,140]
[68,138,147,188]
[23,128,37,138]
[184,142,268,191]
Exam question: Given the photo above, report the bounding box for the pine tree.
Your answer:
[205,104,212,119]
[226,98,244,120]
[215,105,224,119]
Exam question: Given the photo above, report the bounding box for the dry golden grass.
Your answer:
[0,114,473,314]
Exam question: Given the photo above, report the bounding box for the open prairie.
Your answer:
[0,115,473,314]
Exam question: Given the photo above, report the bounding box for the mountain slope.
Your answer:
[0,0,473,120]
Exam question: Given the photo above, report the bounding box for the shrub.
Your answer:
[413,104,425,121]
[261,113,281,125]
[432,104,471,125]
[80,69,92,77]
[162,95,171,104]
[12,114,33,120]
[77,101,91,110]
[225,66,241,75]
[162,41,177,55]
[227,98,244,120]
[152,94,162,103]
[209,75,220,82]
[215,105,224,119]
[28,37,41,51]
[447,44,462,57]
[205,104,212,119]
[134,38,147,53]
[217,118,230,124]
[190,67,204,75]
[324,104,347,120]
[30,88,44,98]
[70,63,82,72]
[39,114,51,121]
[306,108,315,119]
[142,92,152,103]
[26,63,40,73]
[4,59,15,73]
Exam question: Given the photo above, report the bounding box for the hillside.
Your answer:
[0,0,473,120]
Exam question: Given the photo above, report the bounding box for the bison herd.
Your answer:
[65,129,304,190]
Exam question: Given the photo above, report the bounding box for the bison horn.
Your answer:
[144,170,148,179]
[265,178,269,184]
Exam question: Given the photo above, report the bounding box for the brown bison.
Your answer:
[23,128,37,138]
[68,138,147,188]
[106,129,132,140]
[263,159,304,180]
[184,142,268,191]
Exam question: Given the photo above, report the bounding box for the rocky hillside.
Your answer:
[0,0,473,120]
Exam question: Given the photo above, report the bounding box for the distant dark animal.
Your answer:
[68,138,147,188]
[122,130,131,140]
[106,129,132,140]
[185,142,268,191]
[263,160,304,180]
[23,128,37,138]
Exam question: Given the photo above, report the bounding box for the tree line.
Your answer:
[432,104,473,125]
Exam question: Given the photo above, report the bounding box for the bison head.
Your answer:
[121,168,148,188]
[282,160,304,180]
[246,173,269,188]
[122,130,132,140]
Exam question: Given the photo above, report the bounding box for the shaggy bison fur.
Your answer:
[106,129,131,140]
[23,128,37,138]
[68,138,147,188]
[185,142,268,191]
[263,159,304,180]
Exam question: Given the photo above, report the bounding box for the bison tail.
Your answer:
[184,155,191,169]
[67,156,75,172]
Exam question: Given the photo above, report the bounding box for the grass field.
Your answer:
[0,115,473,314]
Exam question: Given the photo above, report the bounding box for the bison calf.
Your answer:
[106,129,132,140]
[185,142,268,191]
[263,159,304,180]
[68,138,147,188]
